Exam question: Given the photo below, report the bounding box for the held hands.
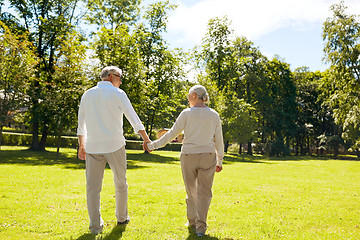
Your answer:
[142,140,153,152]
[138,130,153,153]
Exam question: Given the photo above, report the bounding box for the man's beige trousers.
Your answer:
[86,146,129,233]
[180,153,217,234]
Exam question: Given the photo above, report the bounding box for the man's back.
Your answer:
[78,81,126,153]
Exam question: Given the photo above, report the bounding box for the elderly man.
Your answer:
[77,66,150,234]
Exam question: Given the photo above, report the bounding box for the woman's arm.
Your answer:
[147,111,186,151]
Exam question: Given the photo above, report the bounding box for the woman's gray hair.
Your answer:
[100,66,123,80]
[189,85,209,102]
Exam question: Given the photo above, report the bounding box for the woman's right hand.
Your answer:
[216,165,222,172]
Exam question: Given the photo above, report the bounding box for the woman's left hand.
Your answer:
[216,165,222,172]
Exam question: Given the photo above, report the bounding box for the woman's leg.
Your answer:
[196,153,216,234]
[180,154,199,226]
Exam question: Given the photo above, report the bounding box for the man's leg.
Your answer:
[180,154,199,227]
[106,147,129,223]
[196,153,216,235]
[86,153,106,234]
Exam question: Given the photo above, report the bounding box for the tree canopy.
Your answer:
[1,0,359,158]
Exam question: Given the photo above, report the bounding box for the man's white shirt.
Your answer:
[77,81,145,154]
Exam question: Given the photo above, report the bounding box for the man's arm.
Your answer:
[78,135,86,160]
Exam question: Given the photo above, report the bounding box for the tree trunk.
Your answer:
[224,140,229,153]
[39,125,48,151]
[30,113,40,150]
[0,125,3,150]
[247,141,253,155]
[55,121,63,160]
[334,145,339,158]
[30,86,40,151]
[56,134,61,161]
[238,143,242,155]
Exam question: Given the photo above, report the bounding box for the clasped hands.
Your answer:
[142,140,153,152]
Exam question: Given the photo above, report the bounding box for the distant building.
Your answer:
[156,128,184,143]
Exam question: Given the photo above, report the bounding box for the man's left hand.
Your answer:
[78,146,86,160]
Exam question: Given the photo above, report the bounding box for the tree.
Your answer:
[0,21,37,149]
[135,1,187,138]
[293,68,322,155]
[231,36,268,155]
[197,16,235,151]
[200,16,233,91]
[90,1,188,139]
[322,1,360,153]
[218,94,257,154]
[198,17,270,155]
[262,58,297,156]
[50,31,88,160]
[85,0,141,29]
[7,0,84,150]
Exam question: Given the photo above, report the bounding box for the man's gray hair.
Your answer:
[189,85,209,102]
[100,66,123,80]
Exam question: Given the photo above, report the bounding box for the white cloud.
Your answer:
[166,0,360,48]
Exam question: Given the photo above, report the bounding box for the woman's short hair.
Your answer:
[189,85,209,102]
[100,66,123,80]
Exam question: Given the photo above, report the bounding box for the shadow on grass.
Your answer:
[75,225,127,240]
[0,148,179,170]
[185,226,221,240]
[223,152,359,164]
[127,152,179,164]
[223,153,269,164]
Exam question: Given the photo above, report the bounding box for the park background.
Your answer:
[1,0,360,239]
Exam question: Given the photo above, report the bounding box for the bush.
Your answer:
[2,132,32,146]
[1,132,182,151]
[1,132,78,148]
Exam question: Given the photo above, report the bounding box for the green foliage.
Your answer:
[133,2,187,136]
[322,1,360,149]
[261,58,297,156]
[0,21,37,147]
[1,132,77,148]
[293,68,339,156]
[90,1,189,138]
[85,0,141,29]
[6,0,87,150]
[3,0,360,157]
[197,18,298,156]
[218,95,257,146]
[49,31,89,144]
[200,16,233,91]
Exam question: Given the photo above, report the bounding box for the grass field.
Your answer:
[0,146,359,240]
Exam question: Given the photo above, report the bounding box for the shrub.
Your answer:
[1,132,182,151]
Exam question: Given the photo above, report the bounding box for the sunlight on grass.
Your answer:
[0,146,359,239]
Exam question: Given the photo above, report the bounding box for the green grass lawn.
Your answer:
[0,146,359,240]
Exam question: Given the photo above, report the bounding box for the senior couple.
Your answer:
[77,66,224,237]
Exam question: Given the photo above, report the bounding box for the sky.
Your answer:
[141,0,360,72]
[3,0,359,73]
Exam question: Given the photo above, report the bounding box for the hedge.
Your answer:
[1,132,182,151]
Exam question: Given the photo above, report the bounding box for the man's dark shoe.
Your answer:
[117,219,130,225]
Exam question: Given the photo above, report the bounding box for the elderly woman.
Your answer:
[147,85,224,237]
